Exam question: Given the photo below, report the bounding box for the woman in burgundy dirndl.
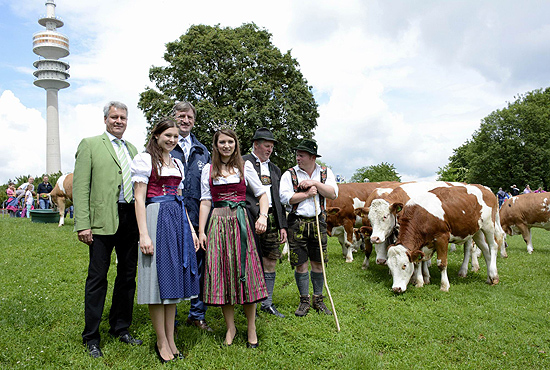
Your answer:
[132,118,200,363]
[198,129,268,348]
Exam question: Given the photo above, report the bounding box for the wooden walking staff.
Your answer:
[314,197,341,332]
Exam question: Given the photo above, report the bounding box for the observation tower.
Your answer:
[32,0,70,174]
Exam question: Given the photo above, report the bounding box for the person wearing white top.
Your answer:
[198,129,268,349]
[243,128,288,318]
[279,138,338,317]
[131,118,200,363]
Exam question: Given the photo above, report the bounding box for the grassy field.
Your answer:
[0,216,549,369]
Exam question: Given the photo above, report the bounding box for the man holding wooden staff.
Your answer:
[279,138,338,316]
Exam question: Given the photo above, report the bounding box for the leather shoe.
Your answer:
[186,318,213,332]
[86,343,103,358]
[119,333,143,345]
[246,341,259,349]
[260,304,285,318]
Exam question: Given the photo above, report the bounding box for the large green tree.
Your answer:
[438,87,550,191]
[350,162,401,183]
[138,23,319,170]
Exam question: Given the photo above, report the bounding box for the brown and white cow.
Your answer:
[354,185,403,269]
[382,182,503,293]
[49,173,73,227]
[499,192,550,254]
[326,181,399,263]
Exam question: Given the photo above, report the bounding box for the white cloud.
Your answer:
[0,90,46,180]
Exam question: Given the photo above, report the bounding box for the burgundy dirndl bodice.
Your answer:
[203,172,267,305]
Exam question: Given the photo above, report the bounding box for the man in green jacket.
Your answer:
[73,101,142,358]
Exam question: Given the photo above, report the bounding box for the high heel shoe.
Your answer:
[246,341,259,348]
[154,343,172,364]
[173,352,185,360]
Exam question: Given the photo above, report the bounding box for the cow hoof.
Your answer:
[527,249,533,254]
[440,285,450,292]
[487,277,499,285]
[345,258,353,263]
[471,267,480,273]
[457,270,467,278]
[392,287,404,294]
[376,259,387,265]
[423,278,430,285]
[500,251,508,258]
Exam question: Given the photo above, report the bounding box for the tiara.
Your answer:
[212,119,237,132]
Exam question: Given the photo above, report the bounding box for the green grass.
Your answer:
[0,216,549,369]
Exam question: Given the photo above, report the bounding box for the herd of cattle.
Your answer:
[326,181,550,293]
[46,175,550,293]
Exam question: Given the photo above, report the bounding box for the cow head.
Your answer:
[325,206,342,236]
[368,199,400,244]
[387,244,422,293]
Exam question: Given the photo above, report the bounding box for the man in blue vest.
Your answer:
[279,139,338,317]
[243,128,288,318]
[170,101,213,332]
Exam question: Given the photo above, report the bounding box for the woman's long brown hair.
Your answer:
[211,129,244,180]
[145,118,179,176]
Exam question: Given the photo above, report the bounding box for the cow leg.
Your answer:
[435,238,450,291]
[471,244,481,272]
[516,224,533,254]
[343,220,355,248]
[458,239,472,277]
[474,232,499,285]
[333,228,348,258]
[411,262,424,287]
[57,196,66,227]
[343,220,355,262]
[362,239,372,270]
[345,245,354,263]
[422,260,430,285]
[495,214,508,258]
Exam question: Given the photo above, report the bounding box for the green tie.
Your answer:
[114,139,133,203]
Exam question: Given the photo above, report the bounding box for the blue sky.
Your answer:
[1,0,550,184]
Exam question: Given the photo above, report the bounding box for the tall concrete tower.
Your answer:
[32,0,70,174]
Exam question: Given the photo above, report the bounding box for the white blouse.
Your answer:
[130,152,184,190]
[200,161,266,201]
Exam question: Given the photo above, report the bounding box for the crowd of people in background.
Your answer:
[3,175,75,219]
[496,183,546,208]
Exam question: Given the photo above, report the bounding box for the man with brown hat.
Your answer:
[279,138,338,317]
[243,128,287,318]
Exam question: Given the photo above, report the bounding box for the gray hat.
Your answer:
[252,127,277,143]
[293,138,321,157]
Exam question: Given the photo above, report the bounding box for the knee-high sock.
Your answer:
[262,272,276,307]
[295,271,309,296]
[311,271,324,295]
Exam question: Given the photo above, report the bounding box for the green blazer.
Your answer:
[73,132,138,235]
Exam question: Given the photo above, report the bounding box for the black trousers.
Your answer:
[82,203,139,345]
